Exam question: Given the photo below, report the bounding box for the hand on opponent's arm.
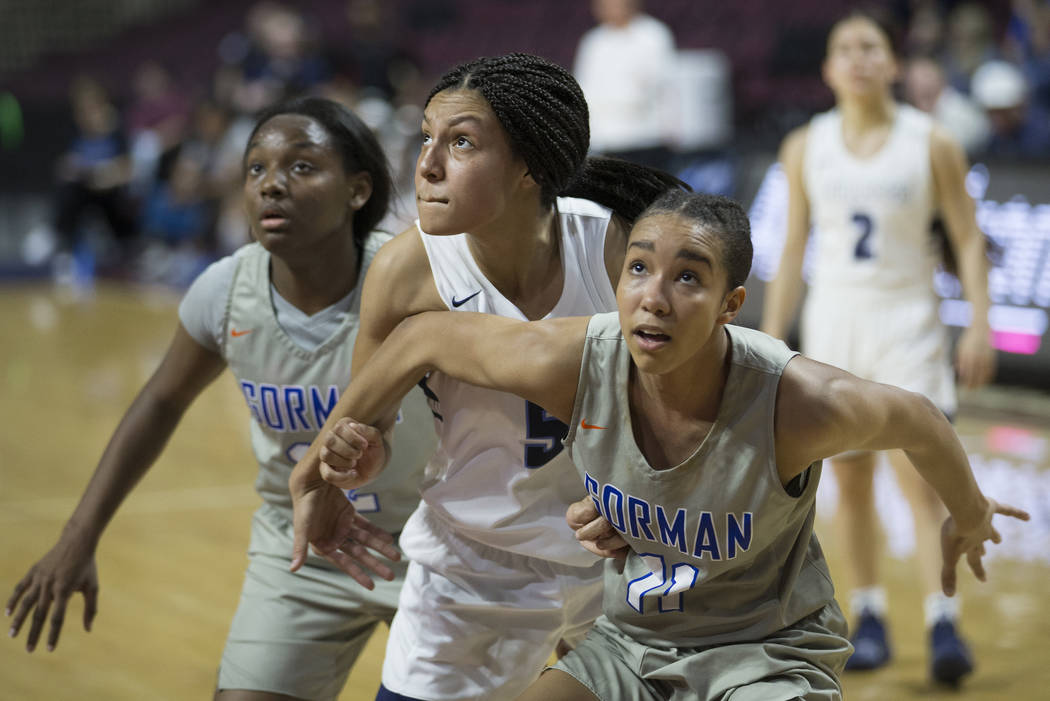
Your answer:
[567,496,629,559]
[291,311,588,581]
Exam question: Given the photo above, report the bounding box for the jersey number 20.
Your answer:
[627,553,700,614]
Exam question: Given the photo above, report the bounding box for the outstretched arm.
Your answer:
[289,310,590,572]
[930,125,996,388]
[6,325,226,652]
[775,357,1029,595]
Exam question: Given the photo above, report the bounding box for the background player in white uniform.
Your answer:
[287,53,684,700]
[308,190,1027,701]
[760,12,997,686]
[6,97,434,701]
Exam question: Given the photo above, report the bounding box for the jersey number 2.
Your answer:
[626,554,700,614]
[852,212,874,260]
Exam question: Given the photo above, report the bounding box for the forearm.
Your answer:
[955,233,992,332]
[63,390,187,550]
[760,247,805,339]
[291,314,435,485]
[897,397,989,527]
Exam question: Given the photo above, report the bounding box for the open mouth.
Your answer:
[260,208,290,230]
[634,329,671,349]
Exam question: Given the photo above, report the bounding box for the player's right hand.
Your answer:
[567,496,629,559]
[6,539,99,652]
[290,455,400,588]
[318,417,387,489]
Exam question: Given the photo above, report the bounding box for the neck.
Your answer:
[631,326,731,422]
[838,93,896,130]
[269,231,361,315]
[466,200,563,319]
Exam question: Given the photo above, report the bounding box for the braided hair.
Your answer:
[638,190,753,291]
[427,53,685,221]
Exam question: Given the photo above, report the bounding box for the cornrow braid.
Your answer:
[427,53,687,218]
[639,190,753,291]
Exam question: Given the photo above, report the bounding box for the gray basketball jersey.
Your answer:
[220,237,436,533]
[565,313,838,647]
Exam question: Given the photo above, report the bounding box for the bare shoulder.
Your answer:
[774,355,861,473]
[929,123,968,173]
[779,125,809,164]
[365,225,444,317]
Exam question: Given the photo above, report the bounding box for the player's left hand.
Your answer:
[955,325,996,389]
[567,496,629,559]
[940,496,1030,596]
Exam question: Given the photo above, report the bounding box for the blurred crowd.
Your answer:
[23,0,1050,290]
[27,0,425,288]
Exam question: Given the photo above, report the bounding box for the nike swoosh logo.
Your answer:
[451,290,481,308]
[580,419,606,430]
[230,328,254,337]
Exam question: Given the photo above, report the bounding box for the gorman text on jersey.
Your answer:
[585,472,754,561]
[239,380,339,431]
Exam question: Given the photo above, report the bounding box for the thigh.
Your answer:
[219,510,405,701]
[553,617,665,701]
[647,604,849,701]
[382,554,601,700]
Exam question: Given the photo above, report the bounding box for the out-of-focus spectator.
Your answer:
[219,2,331,118]
[140,152,213,247]
[904,55,991,156]
[573,0,677,170]
[137,151,217,287]
[905,1,946,57]
[1005,0,1050,112]
[971,59,1050,159]
[126,60,192,197]
[943,2,1000,93]
[53,77,137,256]
[330,0,420,102]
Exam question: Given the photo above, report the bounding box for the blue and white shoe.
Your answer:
[844,612,891,671]
[930,618,974,686]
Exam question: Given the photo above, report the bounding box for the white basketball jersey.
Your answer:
[414,197,618,566]
[803,104,939,294]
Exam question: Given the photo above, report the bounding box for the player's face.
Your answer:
[823,18,898,99]
[243,114,366,255]
[415,89,532,237]
[617,213,742,376]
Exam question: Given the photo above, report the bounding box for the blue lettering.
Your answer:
[259,384,285,430]
[656,506,688,555]
[584,473,600,514]
[727,512,753,559]
[311,385,339,425]
[693,511,721,560]
[627,496,655,542]
[284,386,308,430]
[602,484,626,533]
[240,381,262,424]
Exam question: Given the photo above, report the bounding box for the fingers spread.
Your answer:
[966,547,986,582]
[47,594,69,651]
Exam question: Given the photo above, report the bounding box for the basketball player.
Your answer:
[304,190,1028,700]
[6,97,435,701]
[759,11,997,685]
[288,53,685,700]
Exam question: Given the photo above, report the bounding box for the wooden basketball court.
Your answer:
[2,282,1047,700]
